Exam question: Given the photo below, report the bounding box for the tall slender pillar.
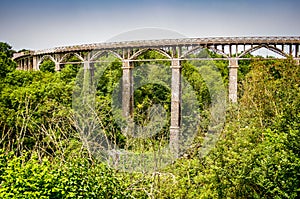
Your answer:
[170,59,182,156]
[16,60,20,70]
[28,57,32,71]
[32,56,38,70]
[228,58,239,103]
[20,60,23,70]
[21,59,24,70]
[122,60,134,119]
[24,58,28,70]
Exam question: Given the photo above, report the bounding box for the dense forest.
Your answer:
[0,42,299,198]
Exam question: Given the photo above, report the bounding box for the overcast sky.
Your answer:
[0,0,299,50]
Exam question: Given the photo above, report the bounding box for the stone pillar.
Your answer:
[28,58,32,70]
[55,63,61,71]
[32,56,38,70]
[228,58,239,103]
[24,58,28,70]
[170,59,182,157]
[122,60,134,119]
[15,60,20,70]
[20,59,24,70]
[83,61,90,77]
[17,60,22,70]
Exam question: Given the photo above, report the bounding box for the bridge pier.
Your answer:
[170,59,182,157]
[55,63,61,71]
[19,59,23,70]
[32,56,38,70]
[122,60,134,121]
[228,58,238,103]
[24,58,28,70]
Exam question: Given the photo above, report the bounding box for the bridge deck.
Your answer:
[13,36,300,59]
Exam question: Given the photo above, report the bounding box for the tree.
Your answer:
[0,42,16,78]
[39,59,55,73]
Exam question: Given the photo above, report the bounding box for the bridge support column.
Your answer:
[19,59,24,70]
[122,60,134,120]
[228,58,239,103]
[27,58,31,70]
[16,60,20,70]
[170,59,182,157]
[24,58,28,70]
[32,56,38,70]
[55,63,61,71]
[21,59,25,70]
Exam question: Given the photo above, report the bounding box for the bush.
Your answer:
[0,150,130,198]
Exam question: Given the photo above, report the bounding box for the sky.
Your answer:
[0,0,299,51]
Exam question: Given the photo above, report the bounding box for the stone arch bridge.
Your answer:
[13,36,300,151]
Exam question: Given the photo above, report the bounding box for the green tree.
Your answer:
[0,42,16,78]
[39,59,55,73]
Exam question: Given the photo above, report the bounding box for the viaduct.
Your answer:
[12,36,300,152]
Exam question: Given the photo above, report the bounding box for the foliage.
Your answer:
[40,59,55,73]
[0,150,130,198]
[0,42,16,78]
[0,70,75,157]
[0,43,299,198]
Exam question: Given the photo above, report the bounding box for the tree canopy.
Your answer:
[0,44,299,198]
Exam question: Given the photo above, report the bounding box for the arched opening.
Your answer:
[131,48,171,65]
[39,56,55,72]
[94,51,123,96]
[91,50,122,62]
[181,46,228,59]
[82,51,124,148]
[59,53,84,76]
[239,45,287,59]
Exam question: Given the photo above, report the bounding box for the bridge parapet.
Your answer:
[15,36,299,57]
[12,51,34,60]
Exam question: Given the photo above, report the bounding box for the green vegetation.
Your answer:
[0,42,299,198]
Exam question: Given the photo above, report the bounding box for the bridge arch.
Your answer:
[238,44,288,58]
[59,52,84,63]
[38,55,56,65]
[207,46,229,58]
[90,50,122,61]
[37,55,57,70]
[130,48,172,60]
[180,46,229,59]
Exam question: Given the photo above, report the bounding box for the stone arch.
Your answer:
[130,48,172,60]
[207,46,229,58]
[38,55,56,65]
[180,46,229,59]
[90,50,122,61]
[37,55,57,70]
[238,44,288,58]
[59,52,84,63]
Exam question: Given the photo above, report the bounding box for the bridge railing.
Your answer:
[12,51,34,60]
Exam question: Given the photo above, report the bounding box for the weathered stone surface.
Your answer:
[228,58,238,103]
[170,59,182,157]
[122,60,134,119]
